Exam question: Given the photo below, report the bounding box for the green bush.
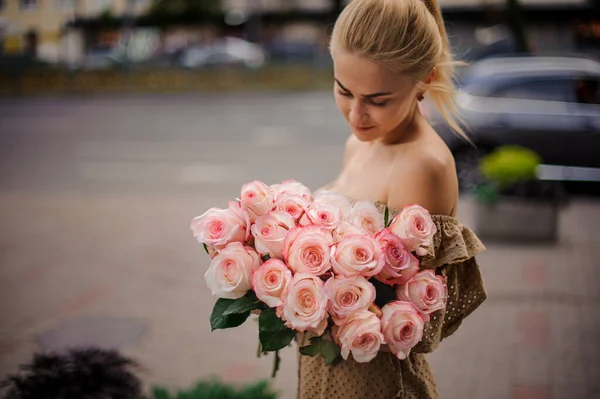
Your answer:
[474,146,546,204]
[479,145,541,187]
[150,379,278,399]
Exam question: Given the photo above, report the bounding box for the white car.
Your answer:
[179,37,267,69]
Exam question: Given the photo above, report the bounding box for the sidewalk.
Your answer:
[0,192,598,399]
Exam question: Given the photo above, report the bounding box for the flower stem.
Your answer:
[368,302,383,318]
[272,350,281,378]
[257,339,262,358]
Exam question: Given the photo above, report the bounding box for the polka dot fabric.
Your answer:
[296,201,487,399]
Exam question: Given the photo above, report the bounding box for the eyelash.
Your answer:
[337,91,388,107]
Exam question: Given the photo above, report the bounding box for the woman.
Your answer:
[297,0,487,397]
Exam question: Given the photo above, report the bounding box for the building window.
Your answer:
[56,0,74,11]
[20,0,37,10]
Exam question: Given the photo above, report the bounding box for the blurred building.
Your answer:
[0,0,598,65]
[0,0,152,62]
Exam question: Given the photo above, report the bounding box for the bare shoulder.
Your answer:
[386,136,458,215]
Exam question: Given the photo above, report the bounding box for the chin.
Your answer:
[352,127,383,142]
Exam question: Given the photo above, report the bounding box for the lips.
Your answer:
[352,125,374,131]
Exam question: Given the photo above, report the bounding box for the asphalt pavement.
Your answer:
[0,93,599,399]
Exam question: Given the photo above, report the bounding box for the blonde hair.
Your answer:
[330,0,467,139]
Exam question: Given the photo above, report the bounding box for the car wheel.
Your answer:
[454,146,490,191]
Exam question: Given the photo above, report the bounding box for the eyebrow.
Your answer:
[334,78,392,98]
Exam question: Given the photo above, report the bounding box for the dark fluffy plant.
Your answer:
[0,347,143,399]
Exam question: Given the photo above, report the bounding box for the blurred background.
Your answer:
[0,0,599,398]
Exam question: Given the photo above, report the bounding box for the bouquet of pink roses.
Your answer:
[190,180,447,377]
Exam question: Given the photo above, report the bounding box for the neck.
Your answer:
[380,102,422,146]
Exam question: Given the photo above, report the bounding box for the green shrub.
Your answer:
[150,379,278,399]
[480,145,541,187]
[474,146,545,204]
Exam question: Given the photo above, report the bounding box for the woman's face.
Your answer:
[332,51,420,142]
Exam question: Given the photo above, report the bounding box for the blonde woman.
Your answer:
[297,0,487,397]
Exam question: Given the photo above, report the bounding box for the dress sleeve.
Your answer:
[411,215,487,353]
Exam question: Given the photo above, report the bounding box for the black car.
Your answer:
[425,56,600,191]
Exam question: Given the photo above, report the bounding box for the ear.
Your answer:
[422,67,437,86]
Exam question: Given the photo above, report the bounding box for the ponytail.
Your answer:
[420,0,468,140]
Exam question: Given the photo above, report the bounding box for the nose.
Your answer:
[348,100,368,126]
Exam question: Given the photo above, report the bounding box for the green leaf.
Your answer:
[321,339,341,365]
[258,309,287,332]
[384,205,390,228]
[223,295,260,316]
[218,312,251,331]
[210,298,251,331]
[245,290,259,302]
[261,254,271,262]
[203,243,209,255]
[259,328,296,352]
[299,336,322,357]
[210,298,234,329]
[257,308,296,351]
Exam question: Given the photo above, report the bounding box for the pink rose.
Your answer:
[281,273,329,335]
[271,180,312,201]
[204,242,261,299]
[389,204,437,256]
[375,229,420,286]
[282,226,333,276]
[337,310,384,363]
[190,201,250,248]
[313,190,352,220]
[252,259,292,308]
[381,301,424,360]
[251,211,295,259]
[274,193,310,222]
[324,275,376,325]
[349,201,385,235]
[299,200,342,231]
[240,181,275,222]
[333,221,367,244]
[331,235,385,278]
[396,270,447,322]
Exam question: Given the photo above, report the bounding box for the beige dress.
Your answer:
[297,200,487,399]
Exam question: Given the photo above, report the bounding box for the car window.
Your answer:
[575,77,600,105]
[490,79,574,102]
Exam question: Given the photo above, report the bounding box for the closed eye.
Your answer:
[337,90,388,107]
[368,99,388,107]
